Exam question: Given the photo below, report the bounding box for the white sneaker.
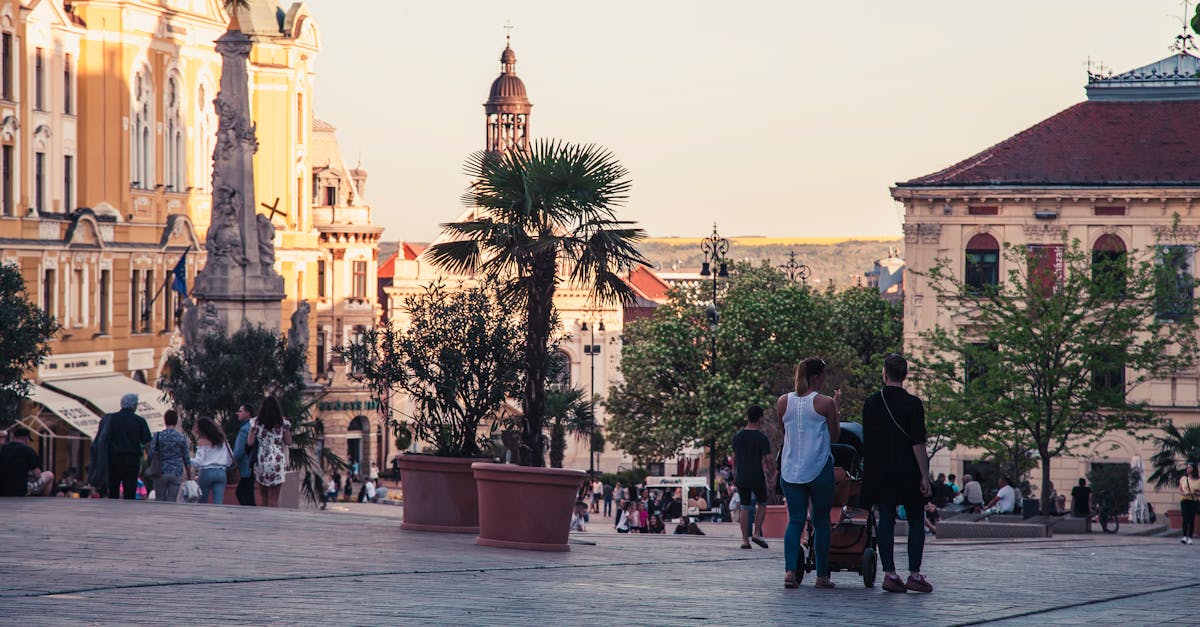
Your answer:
[1188,537,1195,545]
[1182,537,1188,544]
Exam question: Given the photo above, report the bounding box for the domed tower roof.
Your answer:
[486,39,531,114]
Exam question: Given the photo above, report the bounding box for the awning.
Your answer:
[44,374,169,433]
[25,384,103,438]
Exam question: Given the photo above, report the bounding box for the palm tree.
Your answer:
[545,387,596,469]
[427,139,647,466]
[1149,422,1200,489]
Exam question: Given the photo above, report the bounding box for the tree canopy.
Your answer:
[605,263,903,467]
[0,264,59,426]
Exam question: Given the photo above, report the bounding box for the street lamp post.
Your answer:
[581,316,605,474]
[778,250,812,285]
[699,223,729,494]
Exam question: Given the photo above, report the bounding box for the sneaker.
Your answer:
[882,573,907,593]
[906,573,933,593]
[1183,537,1189,544]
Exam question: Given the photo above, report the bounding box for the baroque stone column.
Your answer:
[190,27,284,334]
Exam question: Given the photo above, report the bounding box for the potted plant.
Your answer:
[428,139,647,551]
[341,281,523,533]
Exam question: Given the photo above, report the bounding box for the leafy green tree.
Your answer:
[426,139,647,466]
[0,264,59,426]
[339,281,524,458]
[918,237,1200,513]
[158,324,335,503]
[606,263,902,469]
[1149,422,1200,489]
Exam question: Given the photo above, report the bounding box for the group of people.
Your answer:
[321,465,390,508]
[730,354,934,593]
[0,392,294,507]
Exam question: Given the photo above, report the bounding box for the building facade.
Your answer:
[893,49,1200,516]
[1,0,381,478]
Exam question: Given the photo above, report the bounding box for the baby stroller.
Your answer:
[795,422,878,587]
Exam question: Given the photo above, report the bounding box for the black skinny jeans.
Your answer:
[236,477,256,506]
[107,453,140,500]
[876,501,926,574]
[1182,500,1197,539]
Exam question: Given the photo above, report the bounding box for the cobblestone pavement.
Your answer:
[1,499,1196,626]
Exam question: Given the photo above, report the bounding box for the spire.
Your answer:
[485,25,532,153]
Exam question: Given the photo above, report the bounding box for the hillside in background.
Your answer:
[638,237,903,287]
[379,236,904,289]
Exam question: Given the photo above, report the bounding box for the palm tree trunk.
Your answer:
[519,251,559,467]
[550,423,565,468]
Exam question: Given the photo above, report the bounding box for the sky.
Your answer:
[301,0,1194,242]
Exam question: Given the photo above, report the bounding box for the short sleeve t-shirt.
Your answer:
[1071,485,1092,515]
[996,485,1016,512]
[0,442,41,496]
[731,428,770,484]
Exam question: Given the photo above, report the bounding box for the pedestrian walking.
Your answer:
[103,393,151,500]
[232,403,257,506]
[1179,462,1199,545]
[732,404,772,550]
[369,461,379,483]
[861,353,934,594]
[247,396,292,507]
[147,410,191,502]
[191,417,233,504]
[602,481,614,516]
[778,357,841,590]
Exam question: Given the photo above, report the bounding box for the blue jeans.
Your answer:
[198,467,227,504]
[781,458,835,577]
[876,499,925,573]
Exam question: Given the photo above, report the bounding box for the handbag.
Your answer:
[224,442,240,484]
[178,479,201,503]
[142,433,163,482]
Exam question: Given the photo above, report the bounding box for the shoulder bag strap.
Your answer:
[879,388,912,441]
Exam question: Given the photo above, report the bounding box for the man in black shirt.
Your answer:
[1071,477,1092,517]
[732,405,772,549]
[0,427,54,497]
[103,393,151,500]
[861,353,934,594]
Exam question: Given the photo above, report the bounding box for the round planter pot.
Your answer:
[473,462,586,552]
[399,455,482,533]
[761,504,789,539]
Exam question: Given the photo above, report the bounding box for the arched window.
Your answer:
[130,67,153,190]
[163,74,185,192]
[1092,234,1127,296]
[965,233,1000,290]
[549,350,571,389]
[195,82,216,191]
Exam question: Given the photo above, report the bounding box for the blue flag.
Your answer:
[171,250,188,297]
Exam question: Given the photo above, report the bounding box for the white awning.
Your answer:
[44,374,169,433]
[25,384,103,438]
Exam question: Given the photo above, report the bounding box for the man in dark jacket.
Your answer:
[104,393,151,499]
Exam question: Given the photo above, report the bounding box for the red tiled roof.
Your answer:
[899,101,1200,187]
[402,243,427,260]
[377,252,397,278]
[626,265,671,302]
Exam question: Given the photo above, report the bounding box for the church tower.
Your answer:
[485,37,532,153]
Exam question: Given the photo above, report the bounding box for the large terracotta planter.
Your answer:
[1167,508,1184,530]
[399,455,482,533]
[761,504,789,538]
[473,462,586,552]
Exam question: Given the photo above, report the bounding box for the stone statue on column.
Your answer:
[191,23,285,333]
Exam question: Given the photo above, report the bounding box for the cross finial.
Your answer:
[504,19,513,45]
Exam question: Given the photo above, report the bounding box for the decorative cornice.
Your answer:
[1023,224,1067,243]
[1151,224,1200,242]
[903,223,942,244]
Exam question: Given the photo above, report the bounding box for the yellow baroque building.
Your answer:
[2,0,379,478]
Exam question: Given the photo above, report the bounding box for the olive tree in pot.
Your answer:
[340,281,523,533]
[427,139,647,551]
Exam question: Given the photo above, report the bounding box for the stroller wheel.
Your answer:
[862,547,877,588]
[795,545,807,583]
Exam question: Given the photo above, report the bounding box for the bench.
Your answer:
[935,520,1052,539]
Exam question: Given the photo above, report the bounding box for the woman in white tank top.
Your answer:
[775,357,841,589]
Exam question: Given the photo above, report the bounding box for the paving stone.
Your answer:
[1,499,1198,625]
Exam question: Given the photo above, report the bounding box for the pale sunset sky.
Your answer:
[301,0,1193,242]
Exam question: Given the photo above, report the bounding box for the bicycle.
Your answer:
[1090,492,1121,534]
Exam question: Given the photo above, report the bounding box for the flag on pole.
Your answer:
[171,250,188,297]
